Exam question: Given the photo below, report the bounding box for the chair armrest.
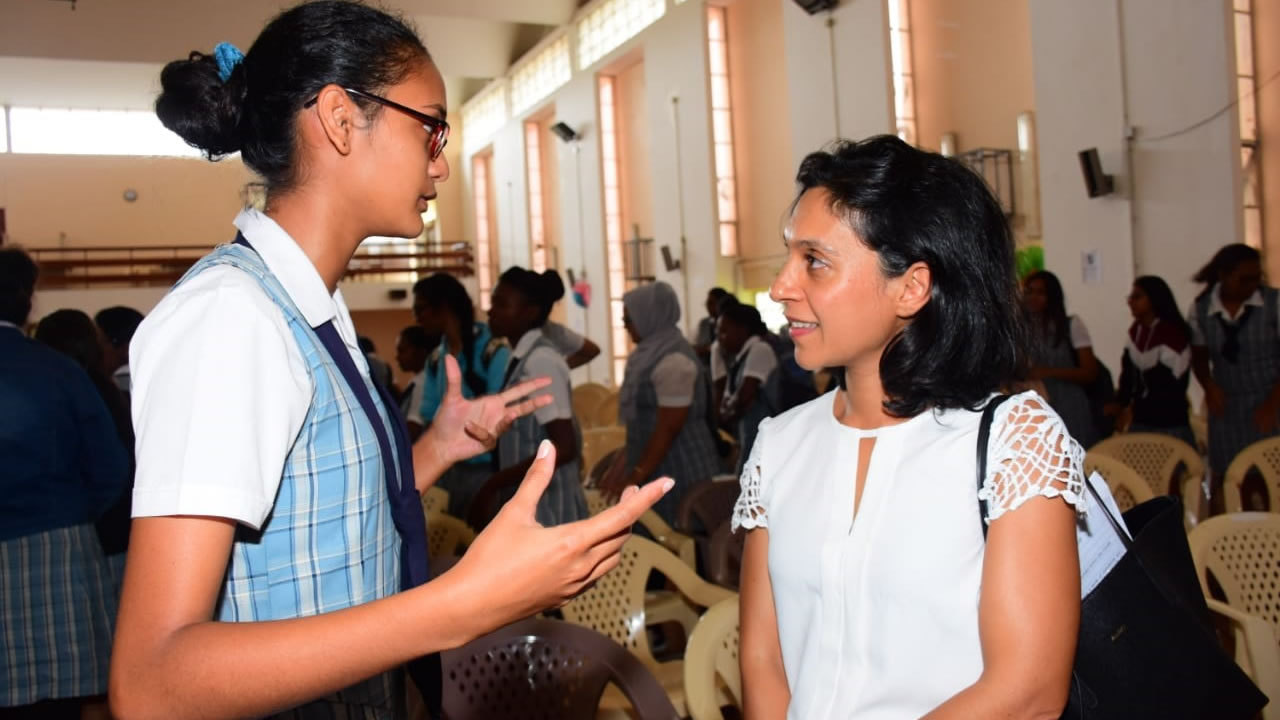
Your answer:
[647,541,735,608]
[639,510,697,568]
[1205,597,1280,716]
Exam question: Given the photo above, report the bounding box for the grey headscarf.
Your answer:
[619,281,690,423]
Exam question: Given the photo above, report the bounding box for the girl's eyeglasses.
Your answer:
[304,87,449,160]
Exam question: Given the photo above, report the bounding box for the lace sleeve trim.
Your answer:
[731,437,767,532]
[978,393,1087,524]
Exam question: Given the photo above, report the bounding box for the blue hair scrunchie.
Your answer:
[213,42,245,83]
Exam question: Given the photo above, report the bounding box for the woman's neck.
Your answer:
[1136,312,1156,328]
[836,363,906,429]
[266,191,364,293]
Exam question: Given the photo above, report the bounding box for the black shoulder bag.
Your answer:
[977,396,1266,719]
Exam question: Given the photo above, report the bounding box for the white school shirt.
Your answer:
[511,328,574,424]
[130,209,369,530]
[540,321,587,357]
[732,390,1085,719]
[1186,286,1278,346]
[711,336,777,389]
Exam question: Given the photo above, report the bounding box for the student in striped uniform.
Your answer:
[109,4,671,718]
[472,267,589,528]
[1188,244,1280,492]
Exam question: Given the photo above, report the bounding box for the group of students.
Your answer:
[1022,242,1279,502]
[3,1,1276,718]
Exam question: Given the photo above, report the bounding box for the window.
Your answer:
[473,154,497,311]
[886,0,917,145]
[525,122,548,272]
[577,0,665,71]
[511,36,572,116]
[461,83,508,148]
[1233,0,1263,249]
[599,75,628,383]
[0,107,8,153]
[7,107,201,157]
[707,6,739,257]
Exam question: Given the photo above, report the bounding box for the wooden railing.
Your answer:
[29,242,474,289]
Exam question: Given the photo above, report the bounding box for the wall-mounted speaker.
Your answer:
[550,122,579,143]
[1077,148,1115,198]
[792,0,838,14]
[388,288,408,301]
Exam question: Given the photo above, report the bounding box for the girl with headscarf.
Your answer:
[600,282,720,523]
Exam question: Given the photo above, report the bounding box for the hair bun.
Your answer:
[155,50,245,159]
[540,270,566,304]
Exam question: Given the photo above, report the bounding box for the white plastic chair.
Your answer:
[683,596,741,720]
[421,485,448,518]
[1188,512,1280,719]
[1084,451,1155,513]
[571,382,612,428]
[1224,436,1280,514]
[1090,432,1205,526]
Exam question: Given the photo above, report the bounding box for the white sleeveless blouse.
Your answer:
[732,390,1085,719]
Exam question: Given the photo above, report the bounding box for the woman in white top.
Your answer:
[110,4,670,718]
[735,136,1085,719]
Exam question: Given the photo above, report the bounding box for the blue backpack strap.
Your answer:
[232,234,442,716]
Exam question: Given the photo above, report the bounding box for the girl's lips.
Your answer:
[788,320,818,338]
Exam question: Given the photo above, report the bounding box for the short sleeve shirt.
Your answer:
[540,321,586,357]
[653,353,699,407]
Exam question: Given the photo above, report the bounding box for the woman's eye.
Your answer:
[804,252,826,269]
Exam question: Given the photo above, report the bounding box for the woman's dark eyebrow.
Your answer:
[785,237,836,255]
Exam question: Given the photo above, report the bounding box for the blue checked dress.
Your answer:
[1195,287,1280,475]
[176,246,404,719]
[625,345,721,525]
[496,336,588,526]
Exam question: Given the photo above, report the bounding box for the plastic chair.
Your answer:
[580,426,626,484]
[683,597,742,720]
[676,478,741,536]
[1188,513,1280,719]
[421,485,449,518]
[572,382,612,429]
[592,392,621,428]
[1083,451,1155,513]
[560,535,735,715]
[440,616,679,720]
[1090,432,1205,524]
[705,519,744,590]
[1224,437,1280,513]
[584,489,696,569]
[427,512,475,560]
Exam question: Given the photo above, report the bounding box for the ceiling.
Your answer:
[0,0,584,108]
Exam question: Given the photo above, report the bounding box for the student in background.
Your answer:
[395,324,435,421]
[1188,244,1280,492]
[1,249,128,720]
[472,267,587,528]
[692,286,731,363]
[1108,276,1194,445]
[358,335,394,392]
[94,305,144,401]
[409,272,510,515]
[535,269,601,369]
[1024,270,1101,448]
[713,302,778,470]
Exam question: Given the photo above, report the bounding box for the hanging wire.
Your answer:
[1140,67,1280,143]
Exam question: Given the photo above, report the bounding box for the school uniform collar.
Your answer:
[1208,285,1264,322]
[732,334,764,364]
[233,208,343,328]
[0,320,21,333]
[512,327,544,358]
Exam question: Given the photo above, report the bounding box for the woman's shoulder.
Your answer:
[758,389,834,439]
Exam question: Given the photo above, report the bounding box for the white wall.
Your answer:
[1029,0,1238,373]
[780,0,894,170]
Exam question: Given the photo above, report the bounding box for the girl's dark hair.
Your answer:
[1025,270,1071,348]
[0,248,38,326]
[399,324,433,349]
[1133,275,1190,341]
[794,135,1027,417]
[156,0,430,192]
[412,273,486,396]
[498,266,566,326]
[720,302,767,337]
[1192,243,1260,297]
[35,309,134,451]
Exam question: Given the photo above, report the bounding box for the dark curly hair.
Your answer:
[794,135,1027,417]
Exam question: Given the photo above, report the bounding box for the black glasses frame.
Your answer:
[304,87,449,160]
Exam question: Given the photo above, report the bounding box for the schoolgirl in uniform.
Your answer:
[473,267,589,528]
[713,301,779,471]
[110,4,670,718]
[533,270,602,370]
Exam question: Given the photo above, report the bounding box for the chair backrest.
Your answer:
[676,479,741,536]
[683,597,741,720]
[1089,432,1203,498]
[421,486,449,518]
[583,489,697,568]
[1224,437,1280,513]
[1188,512,1280,642]
[580,427,626,483]
[560,535,733,666]
[427,513,475,560]
[705,519,745,590]
[593,392,620,428]
[586,448,621,487]
[441,616,679,720]
[1084,451,1155,513]
[572,383,612,428]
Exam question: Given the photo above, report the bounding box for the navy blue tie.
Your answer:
[233,235,442,716]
